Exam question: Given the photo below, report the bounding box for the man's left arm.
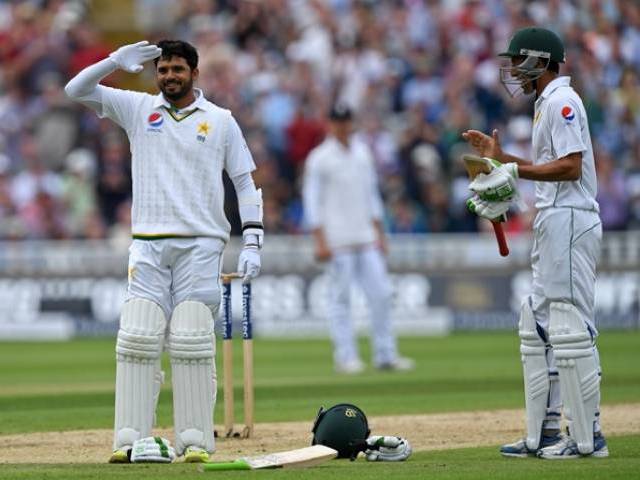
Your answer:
[226,114,262,283]
[231,172,263,283]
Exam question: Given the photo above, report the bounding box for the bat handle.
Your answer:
[201,459,251,471]
[490,221,509,257]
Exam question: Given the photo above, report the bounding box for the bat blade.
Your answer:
[462,154,510,257]
[201,445,338,471]
[462,154,493,179]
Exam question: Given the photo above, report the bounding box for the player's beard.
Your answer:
[160,77,194,102]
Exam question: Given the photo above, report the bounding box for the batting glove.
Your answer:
[469,159,519,202]
[237,246,261,284]
[109,41,162,74]
[467,194,510,221]
[364,436,412,462]
[130,437,176,463]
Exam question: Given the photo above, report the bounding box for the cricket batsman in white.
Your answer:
[463,27,608,459]
[65,40,263,463]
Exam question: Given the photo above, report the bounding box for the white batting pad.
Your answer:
[114,298,167,449]
[152,367,165,428]
[549,302,599,454]
[169,301,216,455]
[518,300,550,450]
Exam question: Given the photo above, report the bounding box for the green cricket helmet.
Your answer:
[311,403,370,459]
[498,27,565,97]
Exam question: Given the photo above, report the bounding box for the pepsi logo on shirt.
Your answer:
[147,112,164,131]
[561,105,575,122]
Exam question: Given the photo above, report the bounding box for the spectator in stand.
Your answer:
[96,133,131,227]
[596,148,629,231]
[285,99,325,178]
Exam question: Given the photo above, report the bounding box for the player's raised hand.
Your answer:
[462,129,503,160]
[109,41,162,74]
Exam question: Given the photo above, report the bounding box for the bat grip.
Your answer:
[490,221,509,257]
[201,459,251,471]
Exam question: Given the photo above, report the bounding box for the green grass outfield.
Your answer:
[1,331,639,479]
[2,437,640,480]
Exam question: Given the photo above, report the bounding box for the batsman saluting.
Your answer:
[65,40,264,463]
[462,27,608,459]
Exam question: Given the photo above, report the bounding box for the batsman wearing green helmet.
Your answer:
[463,27,608,459]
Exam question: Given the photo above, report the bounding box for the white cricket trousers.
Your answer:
[529,207,603,431]
[326,244,399,366]
[127,237,225,316]
[530,207,602,335]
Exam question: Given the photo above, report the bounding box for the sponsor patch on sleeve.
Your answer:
[561,105,575,122]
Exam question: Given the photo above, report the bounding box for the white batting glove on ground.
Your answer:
[109,41,162,73]
[469,159,519,202]
[237,246,261,283]
[130,437,176,463]
[364,436,412,462]
[467,194,510,221]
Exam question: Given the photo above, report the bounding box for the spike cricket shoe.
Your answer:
[184,446,210,463]
[537,431,609,459]
[335,359,365,374]
[108,446,132,463]
[375,357,415,372]
[500,432,563,458]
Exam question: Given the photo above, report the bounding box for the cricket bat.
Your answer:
[201,445,338,471]
[462,154,510,257]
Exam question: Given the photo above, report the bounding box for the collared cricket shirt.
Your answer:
[96,87,255,241]
[303,136,384,249]
[531,76,599,212]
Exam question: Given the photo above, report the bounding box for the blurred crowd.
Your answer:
[1,0,639,242]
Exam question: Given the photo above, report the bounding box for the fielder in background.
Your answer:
[463,27,608,459]
[302,105,414,374]
[65,40,263,463]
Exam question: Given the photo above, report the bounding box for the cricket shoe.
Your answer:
[375,357,415,372]
[500,432,563,458]
[335,359,365,374]
[184,446,210,463]
[537,431,609,459]
[108,446,132,463]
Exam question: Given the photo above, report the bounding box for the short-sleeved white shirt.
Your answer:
[95,87,254,241]
[303,136,384,249]
[531,76,599,211]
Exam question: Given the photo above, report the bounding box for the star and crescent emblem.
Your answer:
[197,121,211,135]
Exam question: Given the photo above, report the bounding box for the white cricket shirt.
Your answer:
[96,87,255,241]
[303,135,384,249]
[531,76,599,211]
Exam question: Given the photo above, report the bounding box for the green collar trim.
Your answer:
[162,106,198,122]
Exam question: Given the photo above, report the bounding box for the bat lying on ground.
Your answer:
[462,154,510,257]
[200,445,338,471]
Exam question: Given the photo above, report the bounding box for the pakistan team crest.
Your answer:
[197,121,211,142]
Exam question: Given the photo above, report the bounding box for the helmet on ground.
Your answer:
[498,27,565,97]
[311,403,370,459]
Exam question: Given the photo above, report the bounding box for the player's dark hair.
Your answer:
[548,60,559,73]
[154,40,198,70]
